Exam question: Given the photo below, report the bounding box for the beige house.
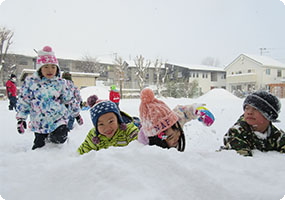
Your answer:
[19,69,99,89]
[225,54,285,95]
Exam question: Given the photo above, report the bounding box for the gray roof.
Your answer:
[167,62,225,72]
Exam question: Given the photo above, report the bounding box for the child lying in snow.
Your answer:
[77,95,139,155]
[222,91,285,156]
[138,88,215,152]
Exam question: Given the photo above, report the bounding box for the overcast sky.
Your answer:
[0,0,285,67]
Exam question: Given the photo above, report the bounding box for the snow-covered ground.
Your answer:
[1,87,285,200]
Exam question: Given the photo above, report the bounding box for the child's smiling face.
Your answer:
[97,112,119,138]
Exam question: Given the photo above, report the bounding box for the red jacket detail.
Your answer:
[6,80,17,97]
[109,90,120,103]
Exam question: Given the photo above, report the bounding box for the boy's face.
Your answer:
[164,125,181,148]
[97,112,119,138]
[244,105,270,131]
[41,64,57,79]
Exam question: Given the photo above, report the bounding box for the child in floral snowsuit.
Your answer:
[16,46,83,150]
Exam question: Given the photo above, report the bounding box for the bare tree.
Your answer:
[201,56,220,67]
[80,55,99,73]
[134,55,151,91]
[153,58,168,97]
[0,26,14,85]
[113,56,129,98]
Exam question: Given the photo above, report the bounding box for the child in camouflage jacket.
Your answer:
[223,91,285,156]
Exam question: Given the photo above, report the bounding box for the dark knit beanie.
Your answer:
[10,74,16,79]
[243,91,281,122]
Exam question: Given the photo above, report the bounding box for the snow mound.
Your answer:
[197,88,242,101]
[80,85,110,102]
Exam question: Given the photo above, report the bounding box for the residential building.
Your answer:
[225,54,285,97]
[165,63,226,95]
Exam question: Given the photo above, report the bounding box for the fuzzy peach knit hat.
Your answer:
[139,88,178,137]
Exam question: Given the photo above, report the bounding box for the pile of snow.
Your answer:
[80,85,110,102]
[1,87,285,200]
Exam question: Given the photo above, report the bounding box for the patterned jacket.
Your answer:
[65,79,82,114]
[16,72,80,134]
[77,122,139,155]
[223,115,285,156]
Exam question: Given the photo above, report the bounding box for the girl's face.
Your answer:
[244,105,270,132]
[41,64,57,79]
[97,112,119,138]
[164,126,181,148]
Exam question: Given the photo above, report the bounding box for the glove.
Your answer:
[17,120,27,134]
[195,106,215,126]
[75,115,83,125]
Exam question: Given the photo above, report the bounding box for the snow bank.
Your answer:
[1,87,285,200]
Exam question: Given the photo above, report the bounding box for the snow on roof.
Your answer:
[125,60,165,68]
[69,72,99,77]
[167,62,226,72]
[243,54,285,68]
[96,56,116,65]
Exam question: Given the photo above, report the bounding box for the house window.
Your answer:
[178,72,182,78]
[248,69,251,73]
[19,60,28,65]
[202,73,208,78]
[277,70,282,77]
[211,72,217,82]
[266,69,271,75]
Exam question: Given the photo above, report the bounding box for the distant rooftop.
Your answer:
[242,54,285,68]
[167,62,225,72]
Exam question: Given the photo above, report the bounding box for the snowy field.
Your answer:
[1,87,285,200]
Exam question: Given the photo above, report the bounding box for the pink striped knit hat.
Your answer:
[139,88,178,137]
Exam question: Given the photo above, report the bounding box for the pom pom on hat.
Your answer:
[43,46,52,52]
[140,88,155,104]
[87,95,98,107]
[139,88,178,137]
[36,45,59,71]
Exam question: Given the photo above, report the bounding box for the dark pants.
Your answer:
[32,125,68,150]
[8,96,17,110]
[67,116,75,131]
